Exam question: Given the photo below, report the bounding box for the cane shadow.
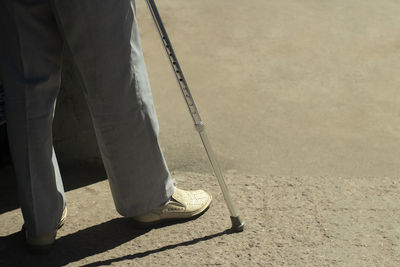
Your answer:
[0,218,232,267]
[81,229,232,267]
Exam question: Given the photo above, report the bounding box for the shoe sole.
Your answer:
[131,196,212,229]
[131,205,211,229]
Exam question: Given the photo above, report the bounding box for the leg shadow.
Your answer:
[0,218,149,266]
[0,218,234,267]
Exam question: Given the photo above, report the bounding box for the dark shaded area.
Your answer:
[0,124,10,167]
[0,163,106,215]
[0,53,107,215]
[52,52,104,168]
[0,218,232,267]
[0,218,148,266]
[0,165,18,214]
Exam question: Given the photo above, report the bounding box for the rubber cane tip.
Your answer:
[230,216,245,232]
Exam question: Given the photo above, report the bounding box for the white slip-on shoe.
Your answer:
[131,188,212,228]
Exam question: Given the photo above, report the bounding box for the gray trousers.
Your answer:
[0,0,174,237]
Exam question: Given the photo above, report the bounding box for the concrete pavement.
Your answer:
[139,0,400,178]
[1,0,400,265]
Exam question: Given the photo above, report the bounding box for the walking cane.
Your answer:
[145,0,244,232]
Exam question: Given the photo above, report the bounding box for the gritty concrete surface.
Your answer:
[1,171,400,266]
[1,0,400,266]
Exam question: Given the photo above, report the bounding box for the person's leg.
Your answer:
[51,0,174,216]
[0,0,66,240]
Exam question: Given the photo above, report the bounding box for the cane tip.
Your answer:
[230,216,245,232]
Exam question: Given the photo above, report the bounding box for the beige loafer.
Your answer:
[132,188,212,227]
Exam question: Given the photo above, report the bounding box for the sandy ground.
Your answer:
[1,0,400,266]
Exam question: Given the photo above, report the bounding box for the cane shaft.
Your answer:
[144,0,243,225]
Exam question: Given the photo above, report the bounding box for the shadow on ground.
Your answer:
[0,218,230,266]
[0,163,106,214]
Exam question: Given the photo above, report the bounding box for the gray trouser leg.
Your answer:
[0,0,66,237]
[51,0,174,216]
[0,0,174,238]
